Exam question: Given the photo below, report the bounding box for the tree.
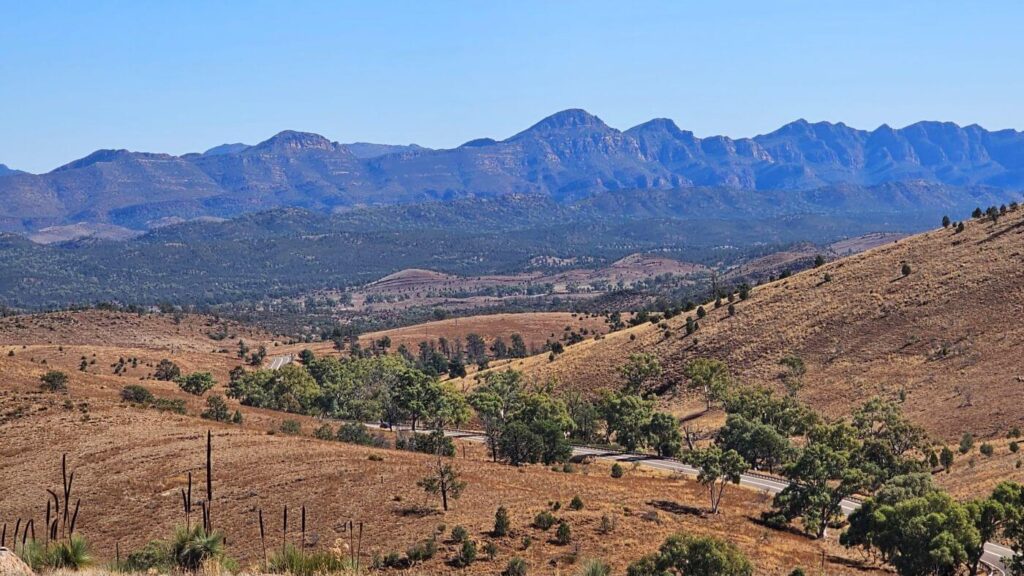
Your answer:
[466,333,488,365]
[683,359,731,411]
[418,456,466,511]
[813,254,826,267]
[628,533,753,576]
[509,334,528,358]
[687,446,749,513]
[618,353,663,396]
[717,414,790,473]
[493,506,510,537]
[647,412,682,457]
[237,339,249,359]
[154,359,181,381]
[768,423,870,538]
[777,356,806,397]
[960,432,974,454]
[201,395,231,422]
[599,392,653,451]
[942,215,951,228]
[940,446,955,472]
[40,370,69,392]
[901,263,912,277]
[842,488,980,576]
[176,372,216,396]
[394,367,442,431]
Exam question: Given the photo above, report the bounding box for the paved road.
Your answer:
[439,428,1012,574]
[267,355,293,370]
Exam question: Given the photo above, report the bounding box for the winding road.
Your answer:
[435,428,1013,574]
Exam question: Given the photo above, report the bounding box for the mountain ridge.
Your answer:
[3,109,1024,233]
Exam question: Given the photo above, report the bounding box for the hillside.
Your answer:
[498,207,1024,449]
[3,109,1024,233]
[0,311,881,575]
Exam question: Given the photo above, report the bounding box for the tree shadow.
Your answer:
[649,499,706,518]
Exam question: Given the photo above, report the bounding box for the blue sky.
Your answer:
[2,1,1022,173]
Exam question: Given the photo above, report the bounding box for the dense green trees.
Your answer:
[627,533,753,576]
[470,370,573,465]
[176,372,216,396]
[717,414,790,473]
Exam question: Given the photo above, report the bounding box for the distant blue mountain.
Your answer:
[2,109,1023,232]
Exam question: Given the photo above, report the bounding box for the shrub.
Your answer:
[980,443,995,456]
[152,397,187,414]
[231,409,243,424]
[554,521,571,545]
[270,543,348,576]
[959,432,974,454]
[789,569,807,576]
[455,539,477,567]
[124,540,171,571]
[47,536,92,570]
[569,495,584,511]
[611,463,624,478]
[171,526,224,572]
[201,395,231,422]
[901,263,912,277]
[314,423,335,440]
[1011,442,1020,453]
[280,419,302,435]
[598,514,616,534]
[40,370,69,392]
[154,359,181,381]
[504,557,528,576]
[1010,427,1022,439]
[121,384,154,404]
[451,525,469,543]
[176,372,216,396]
[406,537,437,565]
[578,558,612,576]
[533,511,556,530]
[494,506,511,537]
[337,422,388,447]
[483,541,498,560]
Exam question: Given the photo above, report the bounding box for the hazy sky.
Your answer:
[2,1,1023,173]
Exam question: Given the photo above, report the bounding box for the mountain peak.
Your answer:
[626,118,690,137]
[254,130,338,152]
[51,149,143,172]
[518,109,610,135]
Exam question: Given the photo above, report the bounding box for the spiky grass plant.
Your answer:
[18,536,92,571]
[170,525,224,572]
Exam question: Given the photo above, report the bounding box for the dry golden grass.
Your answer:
[0,392,882,576]
[1,311,881,575]
[361,312,610,354]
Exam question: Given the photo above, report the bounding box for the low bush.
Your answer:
[533,511,556,530]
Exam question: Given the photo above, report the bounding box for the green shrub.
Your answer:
[533,510,556,530]
[280,419,301,435]
[959,433,974,454]
[611,463,624,478]
[406,536,437,565]
[200,395,231,422]
[455,539,477,567]
[171,526,224,572]
[451,525,469,543]
[124,540,172,572]
[789,569,807,576]
[980,443,995,456]
[569,495,584,511]
[1011,442,1020,453]
[494,506,511,537]
[40,370,69,392]
[554,521,571,545]
[483,541,499,560]
[175,372,216,396]
[337,422,389,447]
[314,423,335,440]
[121,384,154,404]
[1010,427,1022,439]
[269,543,348,576]
[504,556,528,576]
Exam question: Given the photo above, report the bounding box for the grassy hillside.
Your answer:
[499,208,1024,450]
[0,312,880,575]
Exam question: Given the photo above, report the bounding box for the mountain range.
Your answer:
[2,108,1023,234]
